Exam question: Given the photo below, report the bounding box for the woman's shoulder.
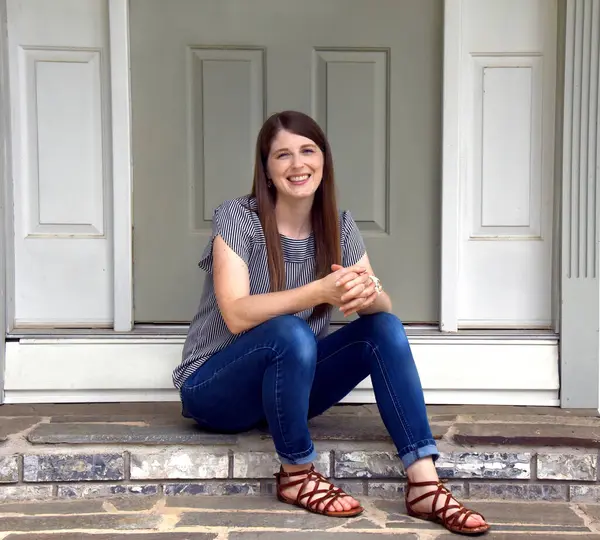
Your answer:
[216,195,257,216]
[337,208,366,264]
[198,196,261,272]
[338,208,357,234]
[214,196,260,229]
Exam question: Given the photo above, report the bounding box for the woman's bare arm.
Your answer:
[213,235,363,334]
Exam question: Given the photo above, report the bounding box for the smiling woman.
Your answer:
[174,111,490,535]
[250,112,342,319]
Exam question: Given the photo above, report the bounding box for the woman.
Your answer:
[174,111,489,536]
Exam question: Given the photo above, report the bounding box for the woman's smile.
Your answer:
[287,173,311,185]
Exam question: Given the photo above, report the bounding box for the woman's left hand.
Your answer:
[331,264,378,317]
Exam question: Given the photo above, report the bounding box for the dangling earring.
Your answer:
[267,178,272,188]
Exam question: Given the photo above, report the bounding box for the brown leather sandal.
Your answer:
[405,480,490,535]
[274,464,363,518]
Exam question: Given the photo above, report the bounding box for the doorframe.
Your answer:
[115,0,562,338]
[0,0,11,404]
[1,0,562,406]
[109,0,134,332]
[440,0,461,333]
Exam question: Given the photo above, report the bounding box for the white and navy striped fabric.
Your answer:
[173,195,366,389]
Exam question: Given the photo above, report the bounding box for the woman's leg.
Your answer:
[181,315,317,463]
[180,314,359,512]
[310,312,436,465]
[309,312,486,528]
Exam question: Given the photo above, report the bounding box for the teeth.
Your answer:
[289,174,310,182]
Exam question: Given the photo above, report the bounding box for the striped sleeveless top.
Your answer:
[173,195,366,389]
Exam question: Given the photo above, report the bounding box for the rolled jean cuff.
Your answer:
[399,439,439,470]
[277,443,317,466]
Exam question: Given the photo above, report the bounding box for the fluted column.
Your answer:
[561,0,600,407]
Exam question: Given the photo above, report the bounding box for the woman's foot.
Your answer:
[406,458,489,534]
[407,482,488,529]
[275,463,362,516]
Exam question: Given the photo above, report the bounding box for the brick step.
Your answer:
[0,403,599,504]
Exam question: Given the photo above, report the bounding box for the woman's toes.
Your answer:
[343,496,360,511]
[323,498,339,512]
[466,515,486,527]
[315,494,360,513]
[333,498,352,512]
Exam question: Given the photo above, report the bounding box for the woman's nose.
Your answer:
[291,153,303,168]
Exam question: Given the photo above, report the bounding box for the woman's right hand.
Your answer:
[318,264,367,307]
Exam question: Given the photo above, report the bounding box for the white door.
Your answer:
[444,0,558,329]
[6,0,113,328]
[130,0,443,324]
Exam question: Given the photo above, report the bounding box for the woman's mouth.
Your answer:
[287,174,311,185]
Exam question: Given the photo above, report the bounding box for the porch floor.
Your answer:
[1,494,600,538]
[1,403,599,507]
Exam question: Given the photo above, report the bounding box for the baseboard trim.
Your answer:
[4,334,559,405]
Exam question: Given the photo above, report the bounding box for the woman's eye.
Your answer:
[302,148,314,154]
[277,152,289,159]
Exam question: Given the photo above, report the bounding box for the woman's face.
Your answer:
[266,129,324,202]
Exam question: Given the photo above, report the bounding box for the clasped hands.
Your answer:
[320,263,378,317]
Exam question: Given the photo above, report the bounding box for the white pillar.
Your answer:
[561,0,600,408]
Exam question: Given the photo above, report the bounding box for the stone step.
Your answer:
[0,403,599,504]
[0,495,600,538]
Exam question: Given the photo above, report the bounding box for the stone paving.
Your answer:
[1,494,600,539]
[2,402,600,509]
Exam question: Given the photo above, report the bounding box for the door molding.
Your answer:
[0,0,11,403]
[109,0,134,332]
[440,0,462,332]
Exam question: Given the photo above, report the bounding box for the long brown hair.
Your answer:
[250,111,341,316]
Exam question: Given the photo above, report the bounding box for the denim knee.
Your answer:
[264,315,317,373]
[361,312,408,346]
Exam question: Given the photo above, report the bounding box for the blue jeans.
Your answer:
[180,313,439,469]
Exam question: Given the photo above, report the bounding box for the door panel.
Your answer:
[456,0,557,327]
[7,0,112,327]
[130,0,442,323]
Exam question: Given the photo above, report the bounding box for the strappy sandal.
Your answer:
[274,464,363,518]
[405,480,490,536]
